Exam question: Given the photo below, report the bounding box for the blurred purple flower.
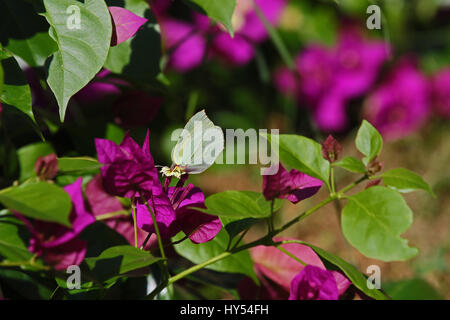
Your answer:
[431,68,450,118]
[364,59,430,140]
[275,27,389,132]
[289,265,339,300]
[136,183,221,243]
[263,163,322,204]
[19,178,95,270]
[158,0,286,71]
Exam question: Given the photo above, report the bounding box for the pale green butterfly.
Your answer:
[161,110,224,178]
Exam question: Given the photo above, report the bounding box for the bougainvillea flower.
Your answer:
[39,239,88,271]
[85,174,154,249]
[364,59,430,140]
[109,6,148,46]
[263,163,323,204]
[275,27,388,132]
[331,27,390,99]
[239,238,351,299]
[431,68,450,118]
[321,134,342,163]
[18,178,94,270]
[35,153,58,180]
[158,0,286,71]
[95,131,162,199]
[273,67,300,97]
[289,265,339,300]
[136,184,221,243]
[112,91,161,128]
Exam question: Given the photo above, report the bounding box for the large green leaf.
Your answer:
[173,230,258,283]
[203,190,281,219]
[334,156,366,173]
[264,133,330,186]
[0,217,32,262]
[342,186,418,261]
[0,56,35,123]
[355,120,383,165]
[0,0,57,67]
[85,245,163,281]
[305,243,388,300]
[43,0,112,121]
[383,278,443,300]
[382,168,434,196]
[58,157,101,173]
[184,0,236,35]
[0,182,72,227]
[104,0,161,81]
[17,142,55,181]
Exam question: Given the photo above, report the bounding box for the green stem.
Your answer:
[131,204,138,248]
[276,246,307,266]
[253,1,294,70]
[167,252,231,286]
[95,210,130,221]
[142,197,167,262]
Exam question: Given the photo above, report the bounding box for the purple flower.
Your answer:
[18,178,95,270]
[75,69,123,104]
[289,265,339,300]
[431,68,450,118]
[85,174,156,249]
[275,27,389,132]
[158,0,286,71]
[263,163,323,204]
[35,153,58,180]
[240,237,351,299]
[136,183,221,244]
[95,131,163,200]
[109,6,147,46]
[364,59,430,140]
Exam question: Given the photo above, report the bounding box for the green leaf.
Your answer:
[382,168,435,196]
[0,56,36,123]
[0,182,72,227]
[85,245,163,281]
[355,120,383,165]
[220,217,258,240]
[43,0,113,121]
[264,133,330,186]
[0,0,57,67]
[17,142,55,181]
[173,230,258,283]
[104,1,161,81]
[342,186,418,261]
[58,157,101,173]
[0,217,33,262]
[305,243,388,300]
[184,0,236,35]
[334,156,366,173]
[203,190,281,219]
[383,278,443,300]
[0,60,3,94]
